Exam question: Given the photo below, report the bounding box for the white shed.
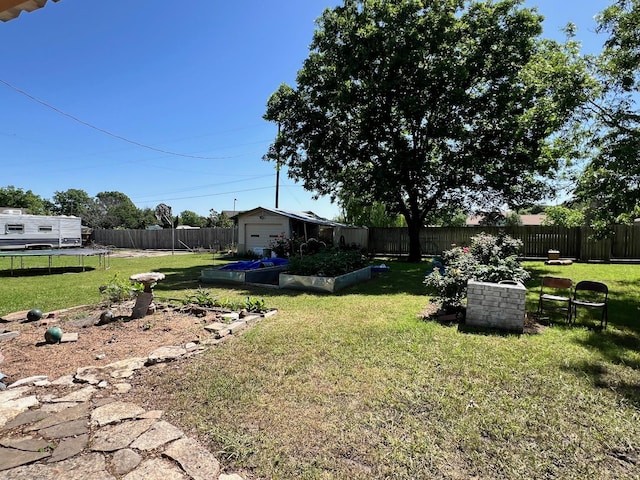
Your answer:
[236,206,367,255]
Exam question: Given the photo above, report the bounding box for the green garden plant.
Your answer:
[424,232,530,310]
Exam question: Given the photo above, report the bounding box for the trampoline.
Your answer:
[0,248,110,275]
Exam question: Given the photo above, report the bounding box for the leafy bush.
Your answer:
[424,232,530,310]
[99,273,143,306]
[287,249,367,277]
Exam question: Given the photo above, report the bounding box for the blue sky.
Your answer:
[1,0,610,220]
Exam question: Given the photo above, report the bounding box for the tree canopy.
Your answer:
[264,0,594,260]
[575,0,640,236]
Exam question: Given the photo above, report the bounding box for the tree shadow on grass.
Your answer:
[561,359,640,409]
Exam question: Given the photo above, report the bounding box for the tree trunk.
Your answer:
[406,218,422,262]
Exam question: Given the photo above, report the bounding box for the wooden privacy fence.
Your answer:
[92,227,236,251]
[368,225,640,262]
[91,224,640,261]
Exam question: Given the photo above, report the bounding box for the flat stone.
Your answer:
[0,387,32,402]
[38,418,88,439]
[0,436,50,452]
[48,433,88,462]
[146,346,186,365]
[91,401,145,426]
[91,419,156,452]
[25,402,90,432]
[113,383,132,394]
[75,366,106,385]
[163,437,221,480]
[122,458,187,480]
[50,375,75,386]
[60,333,79,343]
[7,376,48,389]
[105,357,146,379]
[203,322,229,338]
[50,385,96,403]
[137,409,163,419]
[219,475,246,480]
[227,320,247,335]
[111,448,142,475]
[130,420,183,451]
[2,452,115,480]
[221,312,239,322]
[40,402,79,413]
[0,331,20,341]
[33,380,51,387]
[1,409,49,430]
[93,397,116,408]
[0,396,39,428]
[0,446,50,471]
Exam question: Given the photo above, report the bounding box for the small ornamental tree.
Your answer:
[424,232,530,311]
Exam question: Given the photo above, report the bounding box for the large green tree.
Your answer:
[575,0,640,235]
[52,188,95,220]
[92,191,145,229]
[0,185,51,214]
[264,0,594,261]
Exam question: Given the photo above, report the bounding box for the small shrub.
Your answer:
[424,232,530,310]
[184,289,268,313]
[99,273,143,306]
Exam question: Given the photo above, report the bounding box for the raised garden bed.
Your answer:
[199,259,289,285]
[279,266,372,293]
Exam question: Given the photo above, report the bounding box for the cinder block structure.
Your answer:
[466,280,526,332]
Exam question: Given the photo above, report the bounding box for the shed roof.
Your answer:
[239,206,353,228]
[0,0,60,22]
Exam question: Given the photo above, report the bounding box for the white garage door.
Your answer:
[245,223,285,253]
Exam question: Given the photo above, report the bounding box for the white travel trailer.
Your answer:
[0,208,82,250]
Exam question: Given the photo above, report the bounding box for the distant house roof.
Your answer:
[239,206,352,228]
[0,0,60,22]
[466,213,546,226]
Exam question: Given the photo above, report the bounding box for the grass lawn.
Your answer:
[1,254,639,478]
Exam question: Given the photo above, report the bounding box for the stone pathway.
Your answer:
[0,310,278,479]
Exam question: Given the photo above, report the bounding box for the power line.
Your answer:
[0,78,246,160]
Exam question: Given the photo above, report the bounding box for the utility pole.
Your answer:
[275,122,280,209]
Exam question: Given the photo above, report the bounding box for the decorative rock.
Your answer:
[111,448,142,475]
[1,410,49,430]
[113,383,132,394]
[33,380,51,387]
[227,320,247,335]
[91,419,156,452]
[0,395,39,428]
[97,381,110,389]
[38,418,89,439]
[0,387,33,402]
[8,376,48,389]
[48,433,88,462]
[163,437,221,480]
[204,322,229,338]
[75,366,105,385]
[184,342,198,351]
[1,452,115,480]
[0,330,20,341]
[106,357,147,379]
[130,420,183,451]
[91,401,145,426]
[40,402,79,413]
[0,446,50,471]
[122,458,187,480]
[147,346,186,365]
[0,437,50,452]
[25,402,90,432]
[221,312,239,322]
[219,475,246,480]
[50,386,96,403]
[51,375,75,386]
[60,332,79,343]
[138,410,163,419]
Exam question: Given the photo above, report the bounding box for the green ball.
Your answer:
[27,309,43,322]
[44,326,63,344]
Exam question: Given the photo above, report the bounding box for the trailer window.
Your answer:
[38,225,53,232]
[6,224,24,233]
